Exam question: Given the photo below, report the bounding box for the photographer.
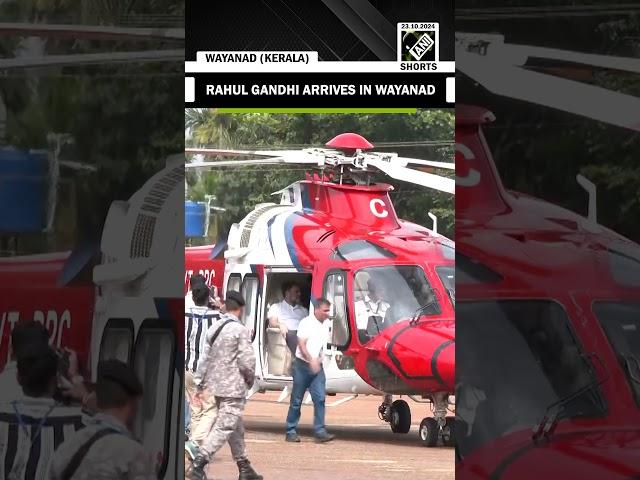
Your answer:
[0,320,49,400]
[0,344,85,478]
[0,321,93,410]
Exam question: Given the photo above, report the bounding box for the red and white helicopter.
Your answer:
[0,23,185,479]
[456,32,640,478]
[185,131,456,446]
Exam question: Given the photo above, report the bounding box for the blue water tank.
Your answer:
[185,201,207,237]
[0,148,48,232]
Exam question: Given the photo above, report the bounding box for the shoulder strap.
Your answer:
[61,429,120,480]
[208,319,235,347]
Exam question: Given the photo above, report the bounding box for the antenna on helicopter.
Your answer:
[428,212,438,234]
[576,174,597,225]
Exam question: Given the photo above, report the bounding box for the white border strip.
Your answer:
[186,60,455,73]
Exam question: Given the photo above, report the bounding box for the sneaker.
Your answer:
[185,440,200,460]
[285,433,301,443]
[314,431,335,443]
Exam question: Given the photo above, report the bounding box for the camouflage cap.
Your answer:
[97,359,143,396]
[225,290,246,306]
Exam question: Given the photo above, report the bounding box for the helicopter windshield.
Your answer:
[353,265,440,339]
[436,266,455,306]
[594,301,640,407]
[456,300,605,459]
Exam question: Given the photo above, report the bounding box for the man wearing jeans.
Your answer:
[285,298,335,443]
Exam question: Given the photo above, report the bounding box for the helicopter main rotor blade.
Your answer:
[185,148,315,158]
[400,157,455,170]
[185,157,316,169]
[365,158,455,194]
[457,33,640,74]
[457,49,640,131]
[0,23,184,41]
[0,49,184,70]
[59,160,97,172]
[505,43,640,74]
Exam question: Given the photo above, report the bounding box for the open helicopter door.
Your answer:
[260,266,312,381]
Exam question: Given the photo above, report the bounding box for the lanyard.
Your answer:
[366,300,382,314]
[11,400,58,447]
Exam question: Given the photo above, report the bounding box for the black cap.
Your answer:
[225,290,246,306]
[97,360,143,396]
[189,274,206,289]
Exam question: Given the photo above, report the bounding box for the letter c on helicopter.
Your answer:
[455,143,481,187]
[370,199,389,218]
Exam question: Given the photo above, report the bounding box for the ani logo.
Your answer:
[398,23,439,62]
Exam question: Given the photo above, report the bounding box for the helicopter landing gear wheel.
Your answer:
[419,417,439,447]
[419,392,450,447]
[389,400,411,434]
[442,417,455,447]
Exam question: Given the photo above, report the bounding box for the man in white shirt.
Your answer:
[284,298,335,444]
[354,278,390,333]
[184,284,221,459]
[267,282,308,355]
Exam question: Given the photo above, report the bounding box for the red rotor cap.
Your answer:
[325,132,374,151]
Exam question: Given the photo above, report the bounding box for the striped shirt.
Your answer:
[185,306,220,373]
[0,397,84,480]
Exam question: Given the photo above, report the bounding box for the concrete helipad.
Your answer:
[200,392,454,480]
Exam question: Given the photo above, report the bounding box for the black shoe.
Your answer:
[237,459,263,480]
[285,433,301,443]
[314,431,335,443]
[190,454,209,480]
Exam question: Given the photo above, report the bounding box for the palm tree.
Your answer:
[185,109,237,149]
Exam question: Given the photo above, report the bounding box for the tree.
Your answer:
[185,110,455,240]
[0,0,185,253]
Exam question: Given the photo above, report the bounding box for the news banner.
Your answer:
[185,23,455,108]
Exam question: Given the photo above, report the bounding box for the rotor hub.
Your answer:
[325,133,374,155]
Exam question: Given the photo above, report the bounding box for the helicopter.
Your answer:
[456,33,640,478]
[0,22,186,479]
[184,131,456,446]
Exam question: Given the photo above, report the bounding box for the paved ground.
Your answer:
[199,392,454,480]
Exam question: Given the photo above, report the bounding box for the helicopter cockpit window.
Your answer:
[332,240,395,261]
[456,300,605,459]
[353,265,439,342]
[436,266,455,306]
[324,271,349,348]
[608,248,640,287]
[440,242,455,261]
[593,301,640,407]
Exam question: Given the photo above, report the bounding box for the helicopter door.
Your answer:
[262,267,312,379]
[323,270,350,360]
[132,318,176,479]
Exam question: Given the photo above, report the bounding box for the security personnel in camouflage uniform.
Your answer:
[190,291,262,480]
[49,359,158,480]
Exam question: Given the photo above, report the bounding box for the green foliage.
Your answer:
[186,110,455,239]
[1,1,184,252]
